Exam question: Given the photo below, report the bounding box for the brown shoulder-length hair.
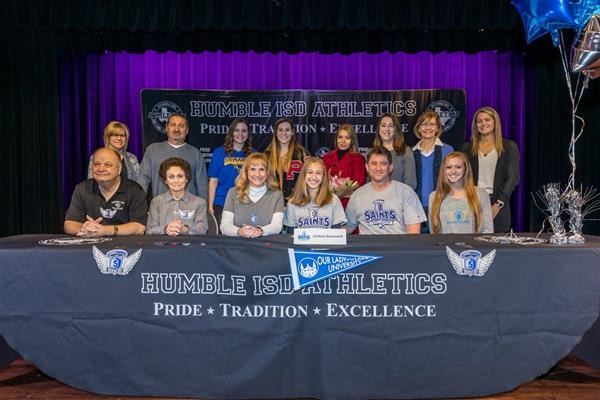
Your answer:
[372,113,408,155]
[103,121,130,153]
[430,151,482,234]
[224,118,253,155]
[469,106,505,156]
[265,117,309,190]
[413,111,442,139]
[234,153,279,204]
[288,157,333,207]
[333,123,359,152]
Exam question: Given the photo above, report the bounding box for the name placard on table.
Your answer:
[293,228,347,246]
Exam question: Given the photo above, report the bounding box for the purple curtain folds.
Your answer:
[60,50,525,230]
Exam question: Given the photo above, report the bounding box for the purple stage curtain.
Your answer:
[60,50,525,230]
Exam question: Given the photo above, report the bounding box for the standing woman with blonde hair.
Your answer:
[87,121,140,181]
[428,152,493,234]
[372,113,416,189]
[284,157,347,232]
[220,153,284,237]
[265,117,310,201]
[461,107,519,233]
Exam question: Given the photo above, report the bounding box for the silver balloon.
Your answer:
[572,14,600,78]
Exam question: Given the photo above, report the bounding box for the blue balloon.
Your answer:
[512,0,600,46]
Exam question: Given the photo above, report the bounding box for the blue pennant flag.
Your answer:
[288,249,382,290]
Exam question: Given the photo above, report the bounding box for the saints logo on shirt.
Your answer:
[364,199,396,228]
[298,206,330,228]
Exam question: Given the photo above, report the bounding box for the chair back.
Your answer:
[207,212,219,235]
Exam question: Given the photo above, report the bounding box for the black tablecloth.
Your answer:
[0,234,598,399]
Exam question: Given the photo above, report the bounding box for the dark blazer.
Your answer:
[461,139,519,232]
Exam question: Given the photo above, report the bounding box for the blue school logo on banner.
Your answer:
[93,246,143,276]
[446,246,496,277]
[288,249,382,290]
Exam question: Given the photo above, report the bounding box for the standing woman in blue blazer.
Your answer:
[462,106,519,233]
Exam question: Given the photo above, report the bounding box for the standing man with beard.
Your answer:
[137,114,208,200]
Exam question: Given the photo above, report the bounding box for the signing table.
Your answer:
[0,234,598,399]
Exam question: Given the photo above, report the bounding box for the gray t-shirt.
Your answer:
[346,181,426,234]
[428,187,493,234]
[223,188,284,227]
[284,195,346,229]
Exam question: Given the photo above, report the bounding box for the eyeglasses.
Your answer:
[111,133,127,138]
[420,123,438,128]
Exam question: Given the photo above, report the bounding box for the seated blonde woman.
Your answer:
[428,151,493,234]
[284,157,346,232]
[220,153,284,238]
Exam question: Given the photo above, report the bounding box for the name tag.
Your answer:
[293,228,347,245]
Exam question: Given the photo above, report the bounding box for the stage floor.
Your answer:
[0,357,599,399]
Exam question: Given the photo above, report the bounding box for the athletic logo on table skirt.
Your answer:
[288,249,382,290]
[92,246,143,276]
[446,246,496,277]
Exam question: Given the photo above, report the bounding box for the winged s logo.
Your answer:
[446,246,496,277]
[92,246,142,276]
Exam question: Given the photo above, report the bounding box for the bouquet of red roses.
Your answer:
[330,175,359,198]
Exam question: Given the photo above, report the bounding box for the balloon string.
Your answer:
[558,30,587,193]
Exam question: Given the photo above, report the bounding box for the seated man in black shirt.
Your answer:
[64,148,148,237]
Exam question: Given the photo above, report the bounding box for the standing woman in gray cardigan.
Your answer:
[372,113,417,190]
[462,106,519,233]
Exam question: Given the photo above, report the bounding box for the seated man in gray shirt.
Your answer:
[64,148,148,237]
[345,146,426,234]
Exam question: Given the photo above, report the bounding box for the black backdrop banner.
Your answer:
[141,90,465,162]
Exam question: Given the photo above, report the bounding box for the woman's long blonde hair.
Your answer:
[469,106,504,156]
[288,157,333,207]
[265,117,308,190]
[430,152,482,234]
[234,153,278,204]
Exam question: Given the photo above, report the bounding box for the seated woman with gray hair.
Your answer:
[146,157,208,235]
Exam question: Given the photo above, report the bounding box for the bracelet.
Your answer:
[257,226,264,236]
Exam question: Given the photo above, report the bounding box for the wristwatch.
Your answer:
[495,200,505,209]
[113,225,119,236]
